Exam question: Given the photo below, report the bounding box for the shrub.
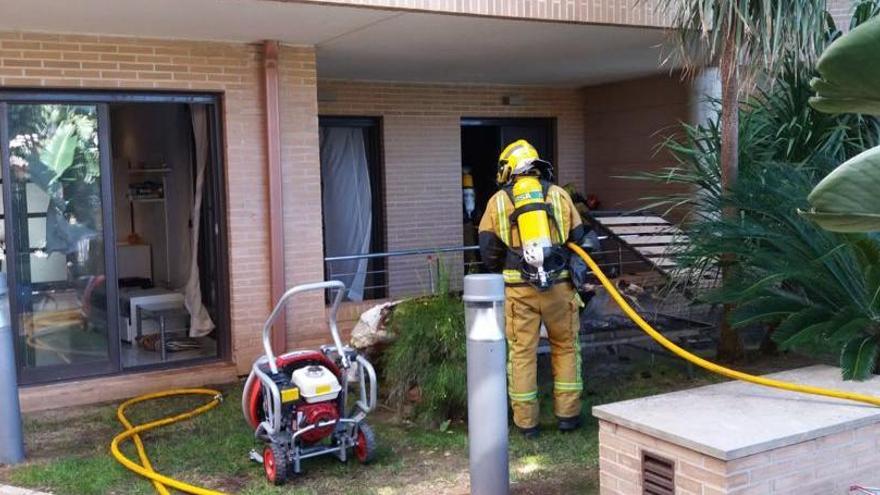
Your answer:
[382,287,467,424]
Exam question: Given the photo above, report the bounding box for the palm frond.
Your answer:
[658,0,827,89]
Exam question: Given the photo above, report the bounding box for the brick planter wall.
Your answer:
[594,367,880,495]
[600,420,880,494]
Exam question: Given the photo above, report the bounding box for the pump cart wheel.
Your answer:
[263,444,289,485]
[355,422,377,464]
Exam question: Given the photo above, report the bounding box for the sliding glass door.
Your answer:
[1,90,229,386]
[1,102,119,383]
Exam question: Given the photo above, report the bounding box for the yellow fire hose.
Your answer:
[567,242,880,408]
[110,388,227,495]
[111,246,880,495]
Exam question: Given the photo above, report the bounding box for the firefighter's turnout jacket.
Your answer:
[478,180,585,429]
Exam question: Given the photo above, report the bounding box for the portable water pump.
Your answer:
[241,281,378,485]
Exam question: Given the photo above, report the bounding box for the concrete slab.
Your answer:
[0,485,52,495]
[592,365,880,460]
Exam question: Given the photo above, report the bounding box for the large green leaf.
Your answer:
[809,16,880,116]
[729,296,805,328]
[779,321,833,351]
[39,122,78,184]
[840,335,879,380]
[772,306,832,347]
[827,317,871,348]
[801,146,880,232]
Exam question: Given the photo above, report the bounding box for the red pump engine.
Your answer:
[244,351,344,443]
[295,402,339,443]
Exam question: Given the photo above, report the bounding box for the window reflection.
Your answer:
[7,104,110,368]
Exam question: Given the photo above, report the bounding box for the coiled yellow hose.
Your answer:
[567,242,880,408]
[110,388,227,495]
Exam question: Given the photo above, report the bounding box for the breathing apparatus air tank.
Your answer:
[512,175,554,290]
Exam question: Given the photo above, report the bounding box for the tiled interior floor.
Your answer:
[121,335,217,367]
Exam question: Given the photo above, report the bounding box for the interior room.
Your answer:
[110,102,220,368]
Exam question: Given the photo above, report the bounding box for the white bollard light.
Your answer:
[464,274,508,495]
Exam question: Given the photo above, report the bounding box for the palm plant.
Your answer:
[691,161,880,379]
[635,3,880,378]
[659,0,828,359]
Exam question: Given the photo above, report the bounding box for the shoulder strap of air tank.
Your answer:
[546,183,567,244]
[496,189,512,246]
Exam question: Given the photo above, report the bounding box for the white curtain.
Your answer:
[320,127,372,301]
[184,104,215,337]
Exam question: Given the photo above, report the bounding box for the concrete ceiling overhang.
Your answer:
[0,0,670,86]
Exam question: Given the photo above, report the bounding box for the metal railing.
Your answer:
[322,239,652,302]
[324,246,480,300]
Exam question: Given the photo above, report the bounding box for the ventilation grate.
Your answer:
[642,452,675,495]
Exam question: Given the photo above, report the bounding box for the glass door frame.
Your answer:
[0,89,232,386]
[0,100,121,384]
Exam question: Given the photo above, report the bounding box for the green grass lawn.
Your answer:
[0,354,808,495]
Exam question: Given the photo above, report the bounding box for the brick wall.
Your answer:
[0,32,323,372]
[293,0,669,27]
[583,73,692,215]
[599,419,880,494]
[318,80,586,296]
[277,45,330,348]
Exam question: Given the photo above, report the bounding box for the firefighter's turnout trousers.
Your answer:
[505,282,582,428]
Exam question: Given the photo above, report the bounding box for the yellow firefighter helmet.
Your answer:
[496,139,551,185]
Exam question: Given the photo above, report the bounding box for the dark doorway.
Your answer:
[319,116,385,301]
[461,118,555,223]
[460,118,555,257]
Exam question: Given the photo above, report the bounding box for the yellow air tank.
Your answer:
[512,176,553,288]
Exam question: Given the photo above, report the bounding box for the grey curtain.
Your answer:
[320,127,372,301]
[184,104,215,337]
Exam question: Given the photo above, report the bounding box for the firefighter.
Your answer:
[478,139,591,438]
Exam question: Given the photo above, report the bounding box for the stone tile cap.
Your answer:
[592,365,880,460]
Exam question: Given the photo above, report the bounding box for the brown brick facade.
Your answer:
[0,32,326,374]
[583,73,692,214]
[318,80,586,296]
[300,0,853,30]
[2,23,693,407]
[290,0,669,27]
[277,46,328,350]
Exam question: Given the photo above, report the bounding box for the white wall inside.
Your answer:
[111,103,194,289]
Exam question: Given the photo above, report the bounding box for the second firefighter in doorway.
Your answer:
[478,139,593,438]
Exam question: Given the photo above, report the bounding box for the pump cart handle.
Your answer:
[262,280,348,374]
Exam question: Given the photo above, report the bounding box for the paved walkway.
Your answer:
[0,485,51,495]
